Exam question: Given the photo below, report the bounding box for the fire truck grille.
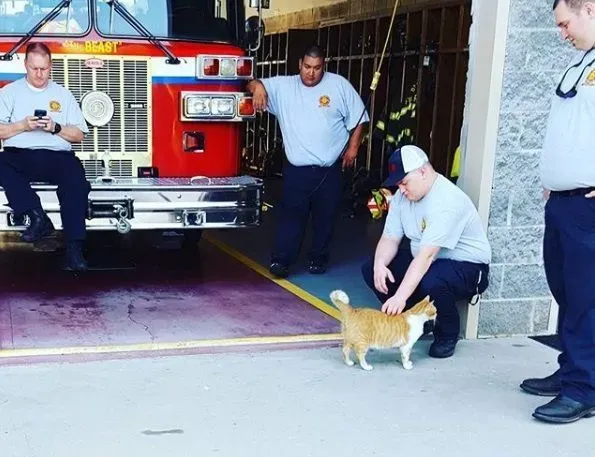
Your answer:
[109,159,133,177]
[81,160,104,179]
[80,159,134,179]
[51,57,150,177]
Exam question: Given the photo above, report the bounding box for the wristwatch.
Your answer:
[52,122,62,135]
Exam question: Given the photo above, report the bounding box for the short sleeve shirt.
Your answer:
[540,49,595,191]
[383,175,491,264]
[261,72,369,166]
[0,78,88,151]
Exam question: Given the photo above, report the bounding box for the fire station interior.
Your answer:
[0,2,471,361]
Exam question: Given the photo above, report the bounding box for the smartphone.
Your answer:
[34,109,47,118]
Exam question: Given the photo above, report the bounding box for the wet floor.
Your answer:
[0,231,340,355]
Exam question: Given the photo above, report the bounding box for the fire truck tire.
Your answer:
[182,230,203,250]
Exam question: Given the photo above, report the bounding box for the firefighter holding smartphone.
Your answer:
[0,42,90,271]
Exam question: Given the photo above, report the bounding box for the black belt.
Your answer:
[550,187,595,197]
[287,159,341,169]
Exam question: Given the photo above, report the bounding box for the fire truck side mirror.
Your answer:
[249,0,270,8]
[245,16,265,52]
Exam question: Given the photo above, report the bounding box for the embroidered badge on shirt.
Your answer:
[584,69,595,86]
[49,100,62,112]
[421,218,427,232]
[319,95,330,107]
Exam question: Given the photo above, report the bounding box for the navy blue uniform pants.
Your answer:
[361,240,489,339]
[544,193,595,405]
[272,161,343,266]
[0,147,90,241]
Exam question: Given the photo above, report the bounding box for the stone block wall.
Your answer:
[478,0,577,336]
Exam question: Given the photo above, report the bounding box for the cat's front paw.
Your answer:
[402,361,413,370]
[344,359,355,366]
[360,363,373,371]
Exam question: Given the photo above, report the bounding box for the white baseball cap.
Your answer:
[382,145,429,186]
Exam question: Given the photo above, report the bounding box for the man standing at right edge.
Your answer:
[520,0,595,423]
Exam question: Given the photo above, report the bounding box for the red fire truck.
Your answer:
[0,0,266,240]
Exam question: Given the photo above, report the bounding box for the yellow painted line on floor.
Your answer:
[0,333,342,358]
[205,234,341,321]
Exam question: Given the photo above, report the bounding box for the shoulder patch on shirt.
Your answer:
[49,100,62,112]
[584,69,595,86]
[319,95,330,107]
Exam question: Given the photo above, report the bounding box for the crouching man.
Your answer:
[361,145,491,358]
[0,42,90,271]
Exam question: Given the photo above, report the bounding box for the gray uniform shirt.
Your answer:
[383,174,491,264]
[0,78,88,151]
[540,49,595,191]
[262,72,369,166]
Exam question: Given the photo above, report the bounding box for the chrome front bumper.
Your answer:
[0,176,263,233]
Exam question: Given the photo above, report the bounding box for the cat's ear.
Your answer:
[423,295,431,302]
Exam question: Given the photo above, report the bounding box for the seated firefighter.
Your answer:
[361,145,491,358]
[0,42,90,271]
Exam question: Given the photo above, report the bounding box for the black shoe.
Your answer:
[269,261,288,278]
[520,372,561,396]
[429,337,458,358]
[423,320,435,335]
[533,395,595,424]
[307,260,327,275]
[63,241,88,272]
[21,208,55,243]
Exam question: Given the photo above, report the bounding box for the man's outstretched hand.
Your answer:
[382,295,407,316]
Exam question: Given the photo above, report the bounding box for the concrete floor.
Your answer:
[0,238,339,351]
[0,180,586,455]
[0,337,590,457]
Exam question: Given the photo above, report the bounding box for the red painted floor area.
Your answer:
[0,233,340,352]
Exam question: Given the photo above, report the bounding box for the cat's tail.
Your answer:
[330,290,352,315]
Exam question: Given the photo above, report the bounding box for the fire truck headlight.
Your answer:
[210,97,235,116]
[185,95,211,117]
[219,58,236,77]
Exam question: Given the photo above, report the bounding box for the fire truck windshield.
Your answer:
[0,0,90,35]
[0,1,244,44]
[96,0,238,42]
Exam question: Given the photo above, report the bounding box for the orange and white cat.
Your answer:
[329,290,437,371]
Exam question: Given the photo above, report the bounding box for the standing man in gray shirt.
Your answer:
[0,42,90,271]
[247,44,369,278]
[361,145,491,359]
[520,0,595,424]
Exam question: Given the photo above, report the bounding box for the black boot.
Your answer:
[21,208,55,243]
[533,395,595,423]
[63,240,88,272]
[307,260,327,275]
[520,371,561,396]
[269,261,288,278]
[429,337,458,358]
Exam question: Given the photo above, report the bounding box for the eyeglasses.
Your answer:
[556,49,595,98]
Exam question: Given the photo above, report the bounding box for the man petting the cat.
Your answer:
[361,145,491,359]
